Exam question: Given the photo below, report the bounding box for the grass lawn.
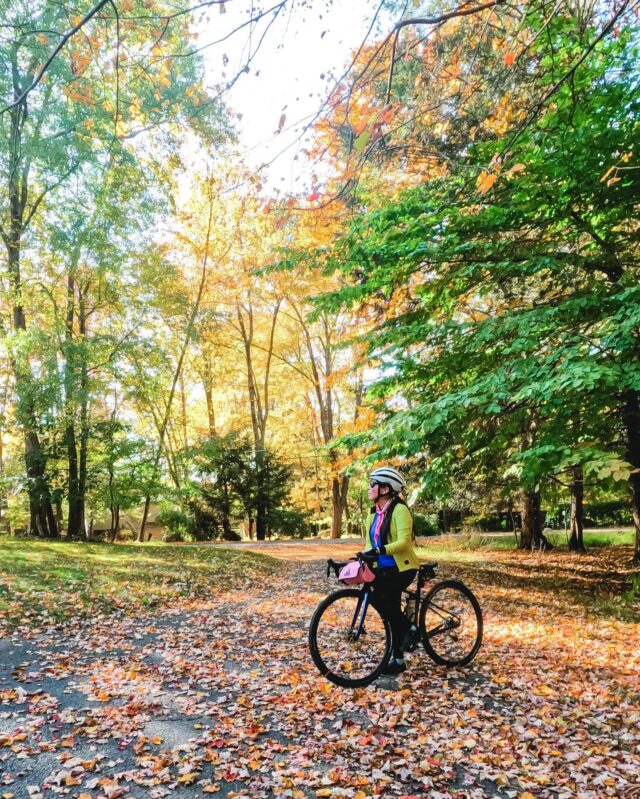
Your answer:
[0,539,279,634]
[417,528,635,551]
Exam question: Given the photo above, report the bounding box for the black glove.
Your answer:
[358,548,384,562]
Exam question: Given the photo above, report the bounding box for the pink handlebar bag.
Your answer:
[338,560,375,584]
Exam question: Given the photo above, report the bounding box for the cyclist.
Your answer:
[359,466,420,675]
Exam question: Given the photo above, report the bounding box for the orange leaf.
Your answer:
[476,171,498,194]
[600,165,616,183]
[504,51,516,67]
[379,104,394,124]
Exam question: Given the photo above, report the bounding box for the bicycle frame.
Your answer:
[327,558,440,639]
[402,562,436,628]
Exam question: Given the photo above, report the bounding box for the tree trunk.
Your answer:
[236,300,280,542]
[568,465,586,553]
[255,447,267,540]
[521,489,553,551]
[64,270,83,538]
[0,425,10,535]
[204,375,216,436]
[8,242,57,538]
[623,389,640,564]
[179,372,188,449]
[139,183,217,541]
[77,289,89,538]
[330,475,342,539]
[520,490,536,549]
[139,496,152,543]
[3,88,57,538]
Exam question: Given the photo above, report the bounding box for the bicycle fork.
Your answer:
[348,592,370,642]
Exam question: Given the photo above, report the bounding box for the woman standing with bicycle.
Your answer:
[359,466,420,675]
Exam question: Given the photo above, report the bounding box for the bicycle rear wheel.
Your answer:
[419,579,483,667]
[308,588,392,687]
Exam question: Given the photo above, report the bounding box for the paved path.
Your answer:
[1,549,639,799]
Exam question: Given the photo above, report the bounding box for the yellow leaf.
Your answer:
[151,736,163,745]
[507,163,526,174]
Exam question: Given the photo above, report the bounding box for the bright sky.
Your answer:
[196,0,389,192]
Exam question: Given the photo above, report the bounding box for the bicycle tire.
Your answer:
[308,588,392,688]
[419,579,483,667]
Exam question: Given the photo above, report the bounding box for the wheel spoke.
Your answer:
[310,590,390,685]
[421,582,482,667]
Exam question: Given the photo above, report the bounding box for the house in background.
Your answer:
[88,503,168,542]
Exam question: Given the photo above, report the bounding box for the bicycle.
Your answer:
[308,556,483,687]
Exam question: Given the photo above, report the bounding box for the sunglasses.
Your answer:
[369,480,379,488]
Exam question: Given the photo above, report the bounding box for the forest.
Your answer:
[0,0,638,561]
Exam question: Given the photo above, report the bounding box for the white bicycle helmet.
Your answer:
[369,466,406,494]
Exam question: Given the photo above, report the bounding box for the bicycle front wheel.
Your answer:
[419,579,483,667]
[308,588,392,688]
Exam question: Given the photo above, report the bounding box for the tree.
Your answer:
[0,0,227,536]
[312,13,640,559]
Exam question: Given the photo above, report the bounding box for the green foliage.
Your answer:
[316,17,640,524]
[157,507,195,542]
[177,434,296,540]
[412,512,440,537]
[268,507,312,538]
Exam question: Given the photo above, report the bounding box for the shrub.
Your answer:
[269,508,312,538]
[116,527,135,542]
[157,508,194,537]
[413,512,440,537]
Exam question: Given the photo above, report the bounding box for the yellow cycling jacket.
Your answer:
[365,502,421,572]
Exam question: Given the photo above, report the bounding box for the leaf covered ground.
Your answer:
[0,539,638,799]
[0,541,278,635]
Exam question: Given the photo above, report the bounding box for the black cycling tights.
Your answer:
[372,568,417,659]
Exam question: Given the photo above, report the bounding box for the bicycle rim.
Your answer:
[420,580,483,667]
[308,588,392,687]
